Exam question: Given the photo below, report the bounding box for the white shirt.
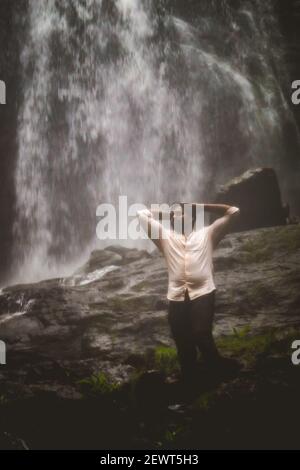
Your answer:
[137,206,240,301]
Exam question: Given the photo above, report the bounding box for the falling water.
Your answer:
[12,0,298,283]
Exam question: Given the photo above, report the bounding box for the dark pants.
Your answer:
[168,289,220,379]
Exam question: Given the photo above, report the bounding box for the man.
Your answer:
[137,202,241,383]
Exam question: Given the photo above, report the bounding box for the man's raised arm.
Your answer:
[137,207,168,251]
[203,203,240,248]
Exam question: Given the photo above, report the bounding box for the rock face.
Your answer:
[0,224,300,400]
[213,168,289,231]
[0,223,300,449]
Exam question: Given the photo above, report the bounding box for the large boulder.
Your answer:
[213,168,289,231]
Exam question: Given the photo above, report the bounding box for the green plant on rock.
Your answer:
[78,372,120,395]
[232,325,251,338]
[217,326,275,365]
[154,346,179,375]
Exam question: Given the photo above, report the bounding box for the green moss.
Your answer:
[216,326,275,364]
[239,225,300,264]
[216,326,300,365]
[153,346,179,375]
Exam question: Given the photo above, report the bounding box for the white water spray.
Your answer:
[13,0,295,283]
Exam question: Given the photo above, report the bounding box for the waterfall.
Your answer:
[12,0,298,283]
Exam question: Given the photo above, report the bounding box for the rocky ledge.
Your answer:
[0,223,300,449]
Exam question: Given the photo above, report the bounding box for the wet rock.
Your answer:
[105,245,151,264]
[0,224,299,400]
[76,249,123,273]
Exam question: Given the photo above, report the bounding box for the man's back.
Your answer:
[161,225,215,301]
[137,205,240,301]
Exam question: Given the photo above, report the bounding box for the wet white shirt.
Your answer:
[137,206,240,301]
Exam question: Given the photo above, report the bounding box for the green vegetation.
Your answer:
[74,326,300,450]
[192,390,219,412]
[77,326,299,401]
[78,372,121,395]
[2,324,299,450]
[216,325,300,365]
[153,346,179,375]
[147,327,296,373]
[216,326,275,364]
